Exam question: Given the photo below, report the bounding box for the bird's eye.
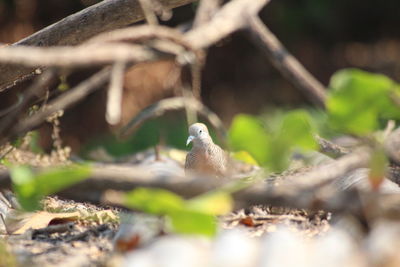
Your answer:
[199,129,203,134]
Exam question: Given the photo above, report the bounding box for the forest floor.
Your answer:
[0,145,331,267]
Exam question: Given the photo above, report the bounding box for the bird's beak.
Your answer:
[186,135,194,146]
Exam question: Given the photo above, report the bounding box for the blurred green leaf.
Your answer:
[279,110,318,150]
[123,187,184,214]
[123,187,231,236]
[327,69,400,135]
[10,164,91,211]
[229,111,317,172]
[232,151,259,166]
[168,209,216,236]
[268,110,318,172]
[228,114,270,166]
[187,191,233,215]
[10,166,38,210]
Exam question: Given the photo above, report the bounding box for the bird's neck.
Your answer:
[193,139,213,150]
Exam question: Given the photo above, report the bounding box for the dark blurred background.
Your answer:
[1,0,399,156]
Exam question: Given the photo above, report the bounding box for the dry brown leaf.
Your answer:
[5,210,80,234]
[239,216,255,227]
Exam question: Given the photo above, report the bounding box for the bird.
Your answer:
[185,123,228,178]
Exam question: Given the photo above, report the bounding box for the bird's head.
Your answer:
[186,123,212,147]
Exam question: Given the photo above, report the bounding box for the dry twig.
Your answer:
[184,0,269,49]
[193,0,222,27]
[119,96,227,140]
[0,70,57,136]
[106,61,127,125]
[5,68,111,142]
[246,16,327,107]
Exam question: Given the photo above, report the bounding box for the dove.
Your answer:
[185,123,228,178]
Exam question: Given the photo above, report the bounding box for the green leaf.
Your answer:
[186,192,233,215]
[10,164,91,211]
[279,110,318,150]
[327,69,400,135]
[123,187,184,214]
[228,114,270,166]
[168,209,216,236]
[267,111,316,172]
[231,151,259,165]
[34,165,91,196]
[122,187,220,236]
[228,111,318,172]
[10,166,40,210]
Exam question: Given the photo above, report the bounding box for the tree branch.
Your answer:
[0,0,195,91]
[184,0,270,49]
[246,16,327,107]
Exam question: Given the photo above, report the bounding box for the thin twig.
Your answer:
[184,0,270,49]
[193,0,222,28]
[0,69,57,136]
[5,68,111,142]
[138,0,159,25]
[246,16,327,107]
[385,127,400,165]
[106,61,127,125]
[0,95,23,118]
[87,25,204,62]
[118,96,226,141]
[383,120,396,140]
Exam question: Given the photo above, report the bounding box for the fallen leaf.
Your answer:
[5,210,80,234]
[115,234,141,252]
[239,216,255,227]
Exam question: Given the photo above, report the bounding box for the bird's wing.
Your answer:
[209,144,228,176]
[185,151,196,170]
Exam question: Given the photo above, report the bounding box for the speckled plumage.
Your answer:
[185,123,228,178]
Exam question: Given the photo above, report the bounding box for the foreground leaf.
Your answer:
[123,187,232,236]
[187,192,233,215]
[232,151,259,166]
[10,164,91,211]
[168,210,216,236]
[123,187,184,214]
